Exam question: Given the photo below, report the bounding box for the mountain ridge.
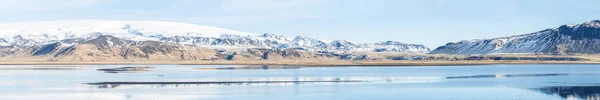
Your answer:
[0,20,432,62]
[3,20,600,62]
[0,20,430,53]
[430,20,600,55]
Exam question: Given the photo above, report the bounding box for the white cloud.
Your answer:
[221,0,327,13]
[0,0,109,13]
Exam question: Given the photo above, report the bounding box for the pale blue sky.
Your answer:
[0,0,599,48]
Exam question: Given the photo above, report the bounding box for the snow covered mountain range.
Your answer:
[0,20,429,53]
[3,20,600,62]
[430,20,600,55]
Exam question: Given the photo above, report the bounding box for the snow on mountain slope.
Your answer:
[373,41,430,52]
[430,20,600,55]
[0,20,429,53]
[281,36,430,53]
[0,20,255,46]
[282,35,328,48]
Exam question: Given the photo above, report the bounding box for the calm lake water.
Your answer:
[0,64,599,100]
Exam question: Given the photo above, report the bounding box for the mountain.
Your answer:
[0,35,217,61]
[0,20,429,53]
[430,20,600,55]
[0,20,254,46]
[0,20,429,61]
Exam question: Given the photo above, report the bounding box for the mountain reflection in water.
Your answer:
[86,76,442,89]
[97,66,155,73]
[3,65,600,100]
[446,73,570,79]
[534,86,600,100]
[197,65,302,70]
[89,81,361,89]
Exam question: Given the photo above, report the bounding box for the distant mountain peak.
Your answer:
[261,33,276,37]
[376,41,408,45]
[584,20,600,24]
[0,20,429,53]
[581,20,600,28]
[556,20,600,40]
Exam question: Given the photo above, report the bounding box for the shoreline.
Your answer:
[1,61,600,66]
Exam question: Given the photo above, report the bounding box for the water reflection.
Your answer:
[446,73,570,79]
[86,76,442,89]
[97,66,155,73]
[534,86,600,100]
[3,65,600,100]
[0,67,81,70]
[197,65,302,70]
[89,81,361,89]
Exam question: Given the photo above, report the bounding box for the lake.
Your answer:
[0,64,599,100]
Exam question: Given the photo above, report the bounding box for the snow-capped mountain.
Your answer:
[0,20,429,53]
[430,20,600,55]
[0,20,254,46]
[373,41,430,52]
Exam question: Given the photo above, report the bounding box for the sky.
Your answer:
[0,0,600,48]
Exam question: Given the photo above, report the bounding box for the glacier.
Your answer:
[0,20,429,53]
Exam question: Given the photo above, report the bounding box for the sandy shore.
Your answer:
[1,60,600,66]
